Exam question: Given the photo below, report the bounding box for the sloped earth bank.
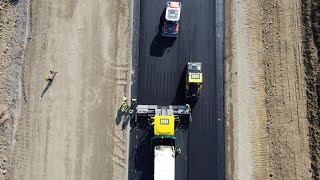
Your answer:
[7,0,132,180]
[0,0,28,179]
[226,0,317,179]
[301,0,320,179]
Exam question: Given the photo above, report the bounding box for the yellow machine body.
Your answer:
[154,115,175,136]
[188,72,203,83]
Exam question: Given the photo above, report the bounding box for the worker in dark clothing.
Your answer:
[128,109,134,118]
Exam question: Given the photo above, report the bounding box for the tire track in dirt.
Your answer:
[228,0,313,179]
[250,0,311,179]
[254,0,311,178]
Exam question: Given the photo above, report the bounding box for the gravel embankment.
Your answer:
[301,0,320,179]
[0,0,28,179]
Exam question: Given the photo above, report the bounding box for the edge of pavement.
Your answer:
[224,0,233,179]
[216,0,226,178]
[127,0,140,179]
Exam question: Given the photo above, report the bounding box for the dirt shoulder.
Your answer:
[0,1,18,179]
[301,0,320,178]
[0,0,28,179]
[9,0,132,179]
[226,0,314,179]
[225,0,255,179]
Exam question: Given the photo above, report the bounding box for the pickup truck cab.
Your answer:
[161,1,181,37]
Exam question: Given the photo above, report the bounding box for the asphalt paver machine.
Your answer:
[135,105,191,180]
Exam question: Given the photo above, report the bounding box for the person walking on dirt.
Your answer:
[45,69,57,82]
[45,76,53,81]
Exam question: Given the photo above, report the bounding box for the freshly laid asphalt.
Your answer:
[128,0,225,179]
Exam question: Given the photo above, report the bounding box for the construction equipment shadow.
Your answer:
[150,9,176,57]
[172,65,198,109]
[128,122,154,180]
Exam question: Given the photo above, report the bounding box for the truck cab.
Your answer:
[161,1,181,37]
[186,62,202,100]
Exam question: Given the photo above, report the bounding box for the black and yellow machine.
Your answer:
[185,62,202,100]
[135,105,191,180]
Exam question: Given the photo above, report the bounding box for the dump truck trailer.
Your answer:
[154,145,175,180]
[135,105,191,180]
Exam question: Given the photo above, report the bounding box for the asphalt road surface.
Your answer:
[129,0,224,179]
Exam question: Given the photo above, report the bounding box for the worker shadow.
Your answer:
[115,108,133,129]
[41,74,56,98]
[122,114,132,130]
[150,9,176,57]
[115,108,125,126]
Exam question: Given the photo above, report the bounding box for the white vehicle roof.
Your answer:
[154,146,175,180]
[165,1,181,21]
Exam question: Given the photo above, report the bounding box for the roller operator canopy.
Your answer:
[154,116,175,136]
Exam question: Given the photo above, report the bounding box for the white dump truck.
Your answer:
[154,145,175,180]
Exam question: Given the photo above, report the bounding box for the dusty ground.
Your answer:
[226,0,318,179]
[0,0,17,178]
[1,0,319,179]
[0,0,27,179]
[3,0,132,179]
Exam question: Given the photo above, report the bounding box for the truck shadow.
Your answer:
[150,9,176,57]
[129,123,153,180]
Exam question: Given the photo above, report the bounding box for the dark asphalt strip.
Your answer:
[128,0,225,179]
[215,0,225,178]
[131,0,140,99]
